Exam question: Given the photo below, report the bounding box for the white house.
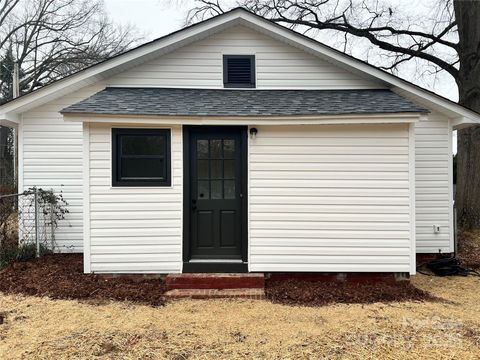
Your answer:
[1,8,478,276]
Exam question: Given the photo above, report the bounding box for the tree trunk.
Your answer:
[454,0,480,228]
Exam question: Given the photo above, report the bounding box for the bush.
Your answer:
[0,243,52,269]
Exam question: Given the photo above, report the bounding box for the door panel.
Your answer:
[196,211,214,248]
[220,211,236,247]
[186,127,246,261]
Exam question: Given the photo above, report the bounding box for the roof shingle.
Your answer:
[61,87,427,117]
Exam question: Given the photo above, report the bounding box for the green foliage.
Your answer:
[0,187,68,269]
[26,187,70,231]
[0,243,53,269]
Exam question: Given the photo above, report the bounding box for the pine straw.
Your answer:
[0,275,479,359]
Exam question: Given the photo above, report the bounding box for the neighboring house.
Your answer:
[0,8,478,275]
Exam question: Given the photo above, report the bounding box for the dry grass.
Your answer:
[0,275,479,359]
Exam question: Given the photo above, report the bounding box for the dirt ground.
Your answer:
[0,274,479,359]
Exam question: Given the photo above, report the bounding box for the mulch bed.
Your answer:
[0,254,166,306]
[0,254,439,307]
[266,279,437,306]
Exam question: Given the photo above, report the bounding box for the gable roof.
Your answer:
[0,7,477,127]
[61,88,427,117]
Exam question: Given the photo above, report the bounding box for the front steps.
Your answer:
[164,273,265,299]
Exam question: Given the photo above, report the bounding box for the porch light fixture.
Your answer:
[250,127,258,139]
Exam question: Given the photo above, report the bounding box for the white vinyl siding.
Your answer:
[248,124,414,273]
[108,25,380,90]
[87,124,183,273]
[415,111,453,253]
[17,22,454,262]
[21,84,106,252]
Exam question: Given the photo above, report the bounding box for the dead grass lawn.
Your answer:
[0,275,480,359]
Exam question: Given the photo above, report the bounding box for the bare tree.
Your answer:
[0,0,140,103]
[189,0,480,229]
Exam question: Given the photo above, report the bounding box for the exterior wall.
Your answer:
[18,24,382,253]
[414,111,453,253]
[21,83,106,252]
[248,124,414,273]
[17,22,454,259]
[107,25,380,90]
[85,123,183,273]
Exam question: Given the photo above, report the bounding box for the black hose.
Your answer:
[416,255,480,277]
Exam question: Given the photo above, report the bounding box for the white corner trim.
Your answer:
[17,117,24,194]
[409,122,416,275]
[448,120,454,253]
[83,122,91,273]
[247,126,252,272]
[179,125,184,273]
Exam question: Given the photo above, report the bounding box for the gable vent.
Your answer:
[223,55,255,88]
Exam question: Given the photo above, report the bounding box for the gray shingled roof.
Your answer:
[61,87,427,117]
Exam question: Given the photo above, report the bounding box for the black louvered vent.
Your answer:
[223,55,255,88]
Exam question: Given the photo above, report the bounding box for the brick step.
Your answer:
[164,288,265,300]
[165,273,265,290]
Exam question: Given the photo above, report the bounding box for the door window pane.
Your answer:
[197,140,209,159]
[210,140,222,158]
[211,180,223,199]
[198,181,210,199]
[224,160,235,179]
[197,160,209,179]
[211,160,222,179]
[224,140,235,159]
[224,180,235,199]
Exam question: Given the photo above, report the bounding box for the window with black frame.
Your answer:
[112,128,171,186]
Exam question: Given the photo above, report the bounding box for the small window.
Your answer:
[112,128,171,186]
[223,55,255,88]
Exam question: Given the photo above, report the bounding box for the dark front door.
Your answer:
[183,126,247,272]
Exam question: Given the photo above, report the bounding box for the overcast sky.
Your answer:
[104,1,190,39]
[103,0,458,150]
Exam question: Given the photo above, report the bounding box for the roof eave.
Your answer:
[61,111,425,126]
[452,116,480,130]
[0,7,478,124]
[233,12,480,123]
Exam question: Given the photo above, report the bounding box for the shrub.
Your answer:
[0,243,53,269]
